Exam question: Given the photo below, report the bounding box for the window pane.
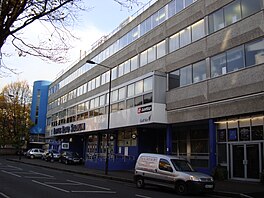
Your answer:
[211,53,227,77]
[143,93,153,104]
[176,0,184,13]
[99,95,105,106]
[124,60,130,74]
[148,46,156,63]
[179,27,191,47]
[118,87,126,100]
[224,0,241,26]
[192,19,205,42]
[180,65,192,86]
[241,0,262,18]
[135,96,143,106]
[168,0,176,18]
[111,103,118,113]
[209,9,224,33]
[158,7,166,24]
[131,55,138,71]
[118,63,124,77]
[112,67,118,80]
[245,38,264,67]
[143,77,152,92]
[118,101,125,110]
[145,17,152,33]
[135,80,143,95]
[193,60,206,83]
[169,33,180,52]
[169,70,180,89]
[152,12,159,28]
[140,20,146,36]
[90,99,94,109]
[94,97,99,108]
[126,98,134,109]
[111,90,118,102]
[127,84,135,97]
[185,0,193,7]
[140,50,148,67]
[95,76,100,88]
[226,46,245,73]
[157,40,166,59]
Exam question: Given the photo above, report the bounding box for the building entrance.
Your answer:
[230,143,261,181]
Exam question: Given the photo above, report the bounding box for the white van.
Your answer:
[134,153,214,195]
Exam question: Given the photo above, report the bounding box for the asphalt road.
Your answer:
[0,158,219,198]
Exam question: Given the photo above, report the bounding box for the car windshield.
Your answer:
[171,159,195,172]
[68,152,79,157]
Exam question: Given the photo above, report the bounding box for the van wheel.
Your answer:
[136,177,145,188]
[175,181,187,195]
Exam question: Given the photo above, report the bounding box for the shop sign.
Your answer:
[138,105,152,114]
[53,123,86,135]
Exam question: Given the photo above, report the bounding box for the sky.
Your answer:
[0,0,152,90]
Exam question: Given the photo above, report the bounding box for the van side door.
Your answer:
[156,158,175,187]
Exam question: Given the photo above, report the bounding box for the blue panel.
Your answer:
[209,119,217,173]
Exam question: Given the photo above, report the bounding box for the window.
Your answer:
[143,77,152,92]
[241,0,262,18]
[191,19,205,42]
[126,98,134,109]
[176,0,184,13]
[245,38,264,67]
[118,87,126,100]
[226,46,245,72]
[118,63,124,77]
[118,101,125,110]
[159,159,173,172]
[134,96,143,106]
[112,67,118,80]
[169,33,180,53]
[169,70,180,89]
[94,97,99,108]
[130,55,138,71]
[193,60,206,83]
[111,103,118,113]
[185,0,193,7]
[152,11,159,28]
[140,50,148,67]
[145,16,152,33]
[224,0,241,26]
[158,7,166,24]
[111,90,118,102]
[135,80,143,95]
[124,60,130,74]
[211,53,227,77]
[168,0,176,18]
[99,95,105,106]
[179,27,191,47]
[157,40,166,59]
[127,84,135,97]
[209,9,224,33]
[90,99,95,109]
[180,65,192,86]
[143,93,153,104]
[147,46,156,63]
[95,76,100,88]
[91,79,96,90]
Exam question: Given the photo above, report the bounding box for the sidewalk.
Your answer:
[4,156,264,198]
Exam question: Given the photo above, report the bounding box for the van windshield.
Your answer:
[171,159,195,172]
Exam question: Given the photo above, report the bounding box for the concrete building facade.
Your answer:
[46,0,264,181]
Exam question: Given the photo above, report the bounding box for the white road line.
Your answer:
[7,165,23,170]
[32,180,69,193]
[45,182,80,185]
[71,191,117,193]
[1,170,21,178]
[67,180,110,190]
[0,192,10,198]
[29,171,54,178]
[135,194,152,198]
[24,176,55,179]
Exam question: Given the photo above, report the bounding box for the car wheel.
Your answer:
[135,177,145,188]
[30,155,34,159]
[175,181,188,195]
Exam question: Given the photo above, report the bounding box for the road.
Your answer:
[0,158,219,198]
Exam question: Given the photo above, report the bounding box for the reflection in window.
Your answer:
[118,87,126,100]
[180,27,191,47]
[134,96,143,106]
[192,19,205,42]
[176,0,184,13]
[126,98,134,109]
[112,67,118,80]
[118,101,125,110]
[157,40,166,59]
[111,90,118,102]
[241,0,262,18]
[211,53,227,77]
[140,50,148,67]
[169,70,180,89]
[143,93,152,104]
[168,0,176,18]
[193,60,206,83]
[169,33,180,53]
[124,60,130,74]
[226,46,245,72]
[224,0,241,26]
[180,65,192,86]
[245,38,264,67]
[209,9,224,33]
[148,46,156,63]
[118,63,124,77]
[111,103,118,113]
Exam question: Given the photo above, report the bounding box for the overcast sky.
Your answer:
[0,0,151,90]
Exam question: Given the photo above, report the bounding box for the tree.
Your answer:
[0,0,143,75]
[0,81,33,149]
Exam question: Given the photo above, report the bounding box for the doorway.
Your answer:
[230,143,261,181]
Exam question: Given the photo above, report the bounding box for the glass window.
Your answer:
[252,126,264,140]
[90,99,95,109]
[145,16,152,33]
[143,77,152,92]
[157,40,166,59]
[169,70,180,89]
[159,159,173,172]
[99,95,105,106]
[226,45,245,72]
[126,98,134,109]
[152,12,159,28]
[192,19,205,42]
[158,7,166,24]
[135,80,143,95]
[118,101,125,110]
[169,33,180,53]
[130,55,138,71]
[140,20,146,36]
[185,0,193,7]
[94,97,99,108]
[134,96,143,106]
[245,38,264,67]
[211,53,227,77]
[112,67,118,80]
[180,65,192,86]
[176,0,184,13]
[118,87,126,100]
[143,93,153,104]
[140,50,148,67]
[241,0,262,18]
[131,26,139,42]
[105,70,110,83]
[111,90,118,102]
[127,84,135,97]
[148,46,156,63]
[224,0,241,26]
[95,76,100,88]
[101,73,106,85]
[124,60,130,74]
[193,60,206,83]
[111,103,118,113]
[91,79,96,90]
[168,0,176,18]
[118,63,124,77]
[209,9,224,33]
[179,27,191,47]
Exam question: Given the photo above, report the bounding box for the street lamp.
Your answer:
[86,60,112,175]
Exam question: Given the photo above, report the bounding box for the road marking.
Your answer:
[32,180,69,193]
[67,180,111,190]
[7,165,22,170]
[30,171,54,178]
[71,191,116,193]
[46,182,81,185]
[1,170,21,178]
[25,176,55,179]
[135,194,152,198]
[0,192,10,198]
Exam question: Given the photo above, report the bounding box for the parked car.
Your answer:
[59,151,83,165]
[134,153,214,195]
[42,150,60,162]
[26,148,44,159]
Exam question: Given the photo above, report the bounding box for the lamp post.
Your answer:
[86,60,112,175]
